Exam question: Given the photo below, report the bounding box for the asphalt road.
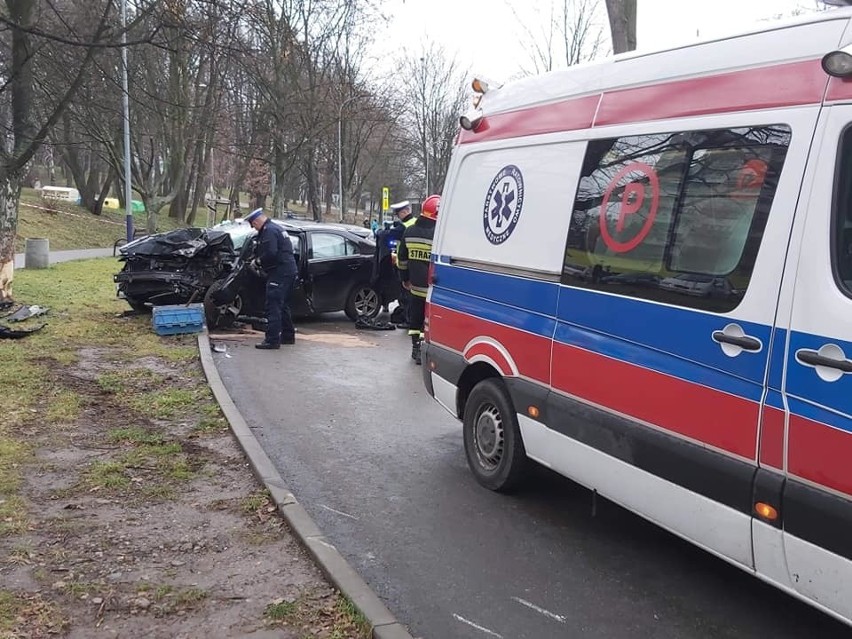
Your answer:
[213,315,850,639]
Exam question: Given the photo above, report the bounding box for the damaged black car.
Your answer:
[114,221,385,328]
[114,227,234,311]
[203,221,381,329]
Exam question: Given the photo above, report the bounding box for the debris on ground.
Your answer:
[0,323,46,339]
[354,316,397,331]
[5,304,49,322]
[0,299,48,338]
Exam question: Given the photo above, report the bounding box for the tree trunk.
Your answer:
[271,149,288,219]
[0,173,22,301]
[305,159,321,222]
[605,0,637,54]
[186,145,208,227]
[84,157,102,215]
[93,167,113,216]
[142,194,157,235]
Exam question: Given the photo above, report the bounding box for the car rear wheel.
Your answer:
[204,280,242,330]
[463,378,529,492]
[344,284,380,321]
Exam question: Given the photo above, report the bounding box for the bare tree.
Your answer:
[510,0,607,76]
[400,43,468,201]
[0,0,128,300]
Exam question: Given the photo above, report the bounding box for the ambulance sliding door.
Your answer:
[549,110,818,569]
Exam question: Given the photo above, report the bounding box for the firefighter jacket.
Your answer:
[390,214,417,268]
[397,215,436,298]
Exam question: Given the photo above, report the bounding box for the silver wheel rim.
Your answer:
[474,403,504,471]
[225,294,242,317]
[354,288,379,316]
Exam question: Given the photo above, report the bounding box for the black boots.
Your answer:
[411,335,422,365]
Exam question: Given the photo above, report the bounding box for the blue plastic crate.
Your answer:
[152,303,205,336]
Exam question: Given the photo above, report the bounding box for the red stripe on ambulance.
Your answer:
[788,415,852,498]
[551,342,759,460]
[460,59,828,145]
[595,59,826,126]
[432,303,758,460]
[429,305,551,384]
[759,406,786,470]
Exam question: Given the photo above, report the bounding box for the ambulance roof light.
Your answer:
[472,78,489,94]
[459,108,484,131]
[822,45,852,78]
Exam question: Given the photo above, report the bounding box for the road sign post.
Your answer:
[382,187,389,219]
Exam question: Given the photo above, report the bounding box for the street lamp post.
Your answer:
[121,0,133,241]
[338,94,365,223]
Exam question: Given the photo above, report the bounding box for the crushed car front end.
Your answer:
[113,228,236,311]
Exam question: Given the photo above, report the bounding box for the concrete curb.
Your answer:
[197,332,415,639]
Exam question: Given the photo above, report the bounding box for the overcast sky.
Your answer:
[371,0,827,81]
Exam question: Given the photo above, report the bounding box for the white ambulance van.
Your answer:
[421,8,852,626]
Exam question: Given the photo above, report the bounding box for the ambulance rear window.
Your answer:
[563,125,791,313]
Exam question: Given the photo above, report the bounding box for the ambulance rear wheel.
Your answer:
[463,378,529,492]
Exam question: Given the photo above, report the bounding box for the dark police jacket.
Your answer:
[257,220,298,277]
[397,216,435,298]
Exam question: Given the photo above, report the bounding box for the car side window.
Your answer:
[288,233,301,261]
[310,233,348,260]
[834,126,852,297]
[563,125,791,313]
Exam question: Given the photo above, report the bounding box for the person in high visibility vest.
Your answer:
[397,194,440,364]
[389,200,417,327]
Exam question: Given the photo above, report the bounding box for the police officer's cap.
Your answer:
[389,200,410,212]
[245,208,264,224]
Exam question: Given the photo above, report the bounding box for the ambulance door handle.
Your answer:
[795,345,852,383]
[713,332,761,350]
[712,323,762,357]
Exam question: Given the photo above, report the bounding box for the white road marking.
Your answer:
[512,597,567,623]
[319,504,359,520]
[452,614,504,638]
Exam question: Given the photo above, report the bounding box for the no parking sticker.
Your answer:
[598,162,660,253]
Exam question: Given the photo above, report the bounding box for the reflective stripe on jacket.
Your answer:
[397,216,435,298]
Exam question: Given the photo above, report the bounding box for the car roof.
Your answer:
[275,219,371,236]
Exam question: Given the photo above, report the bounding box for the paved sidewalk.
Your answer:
[14,247,116,269]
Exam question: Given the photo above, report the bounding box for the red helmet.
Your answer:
[421,194,441,220]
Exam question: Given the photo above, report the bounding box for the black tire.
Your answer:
[463,378,529,492]
[344,284,381,321]
[124,297,150,313]
[204,280,241,330]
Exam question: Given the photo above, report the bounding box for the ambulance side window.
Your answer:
[834,127,852,296]
[563,125,791,313]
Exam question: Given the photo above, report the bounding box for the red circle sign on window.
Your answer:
[598,162,660,253]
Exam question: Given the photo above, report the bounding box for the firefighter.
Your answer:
[397,194,440,364]
[388,200,417,327]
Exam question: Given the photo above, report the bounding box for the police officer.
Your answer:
[397,194,439,364]
[388,200,417,327]
[245,208,298,350]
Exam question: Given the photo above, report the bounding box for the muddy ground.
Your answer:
[0,343,367,639]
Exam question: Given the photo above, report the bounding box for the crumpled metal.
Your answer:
[0,323,46,339]
[6,305,49,322]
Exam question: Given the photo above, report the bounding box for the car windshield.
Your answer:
[212,220,255,250]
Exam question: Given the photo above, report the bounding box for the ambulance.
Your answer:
[421,7,852,626]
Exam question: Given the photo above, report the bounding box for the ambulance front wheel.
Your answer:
[463,378,529,493]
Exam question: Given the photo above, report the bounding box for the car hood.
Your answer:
[119,227,234,259]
